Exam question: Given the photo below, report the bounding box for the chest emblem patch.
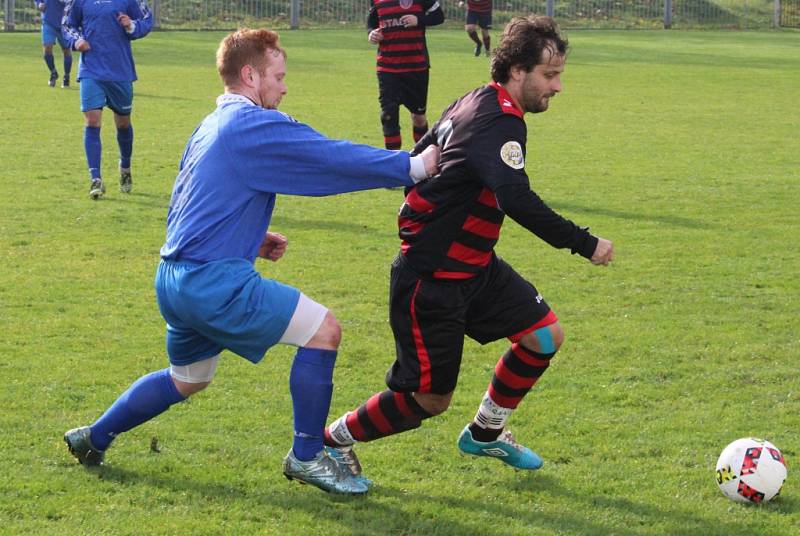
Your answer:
[500,141,525,170]
[399,0,413,8]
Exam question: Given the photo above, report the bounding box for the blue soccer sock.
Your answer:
[89,368,186,451]
[63,54,72,77]
[84,126,102,179]
[43,53,56,73]
[289,348,337,461]
[117,125,133,169]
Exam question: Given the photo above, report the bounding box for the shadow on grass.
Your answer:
[549,200,711,229]
[81,460,796,535]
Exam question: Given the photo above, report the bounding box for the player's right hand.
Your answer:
[368,28,383,44]
[590,237,614,266]
[75,38,91,52]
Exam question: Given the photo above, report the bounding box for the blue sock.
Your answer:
[289,348,337,461]
[44,53,56,73]
[117,125,133,169]
[63,54,72,77]
[90,368,186,451]
[84,126,101,179]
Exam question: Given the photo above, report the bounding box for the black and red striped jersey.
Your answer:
[367,0,445,73]
[400,82,598,279]
[467,0,492,13]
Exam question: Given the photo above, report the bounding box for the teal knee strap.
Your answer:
[534,326,556,355]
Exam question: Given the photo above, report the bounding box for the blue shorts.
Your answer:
[42,23,69,49]
[154,259,301,366]
[80,78,134,115]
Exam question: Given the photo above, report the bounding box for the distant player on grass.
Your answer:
[367,0,444,150]
[64,28,440,496]
[458,0,492,57]
[62,0,152,199]
[35,0,73,87]
[323,16,614,486]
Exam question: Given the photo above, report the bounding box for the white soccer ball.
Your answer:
[715,437,787,504]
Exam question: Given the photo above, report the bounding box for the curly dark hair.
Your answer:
[490,16,569,84]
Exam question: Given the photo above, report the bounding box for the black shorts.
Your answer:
[466,10,492,29]
[377,71,429,116]
[386,254,556,395]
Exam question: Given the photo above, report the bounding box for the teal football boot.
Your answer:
[457,426,543,470]
[325,445,373,488]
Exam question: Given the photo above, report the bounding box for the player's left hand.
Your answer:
[117,12,133,31]
[258,232,288,261]
[400,15,418,27]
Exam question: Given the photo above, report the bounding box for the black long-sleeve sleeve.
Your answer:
[420,0,445,27]
[494,183,598,259]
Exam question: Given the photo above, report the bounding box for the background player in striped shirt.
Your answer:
[62,0,152,199]
[367,0,444,150]
[459,0,493,57]
[324,16,614,487]
[35,0,73,87]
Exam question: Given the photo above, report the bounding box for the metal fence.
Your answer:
[3,0,795,31]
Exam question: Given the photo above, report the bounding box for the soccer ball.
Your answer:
[715,437,787,504]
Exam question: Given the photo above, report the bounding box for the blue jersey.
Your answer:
[35,0,66,30]
[161,94,416,264]
[62,0,151,82]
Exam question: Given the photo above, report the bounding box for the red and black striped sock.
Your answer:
[413,124,428,143]
[482,34,491,52]
[469,343,555,442]
[384,132,402,150]
[325,390,432,445]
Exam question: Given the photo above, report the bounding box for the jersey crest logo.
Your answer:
[500,141,525,170]
[399,0,413,8]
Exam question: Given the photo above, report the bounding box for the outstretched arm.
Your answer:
[233,109,436,196]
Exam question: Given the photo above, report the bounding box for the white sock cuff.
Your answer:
[474,391,513,430]
[328,412,355,446]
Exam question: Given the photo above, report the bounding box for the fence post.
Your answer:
[546,0,554,18]
[664,0,672,28]
[773,0,781,27]
[151,0,160,30]
[4,0,15,31]
[290,0,299,29]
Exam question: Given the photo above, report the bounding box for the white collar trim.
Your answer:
[216,93,258,107]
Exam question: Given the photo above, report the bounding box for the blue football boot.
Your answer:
[283,449,369,495]
[457,426,543,470]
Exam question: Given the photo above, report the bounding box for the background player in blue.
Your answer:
[62,0,152,199]
[35,0,73,87]
[63,28,440,495]
[323,16,614,488]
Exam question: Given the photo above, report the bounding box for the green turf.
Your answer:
[0,28,798,535]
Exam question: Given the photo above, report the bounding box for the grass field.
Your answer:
[1,27,799,535]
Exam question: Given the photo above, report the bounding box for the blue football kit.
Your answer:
[157,93,418,365]
[62,0,150,184]
[37,0,70,47]
[62,0,152,82]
